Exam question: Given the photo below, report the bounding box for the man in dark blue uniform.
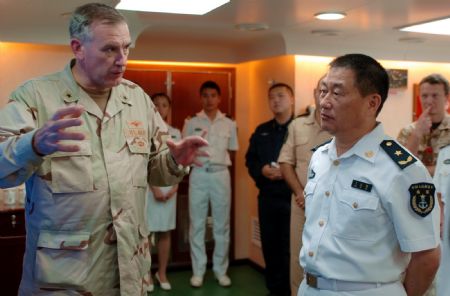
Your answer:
[246,82,294,296]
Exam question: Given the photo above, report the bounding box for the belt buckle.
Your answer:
[306,273,317,288]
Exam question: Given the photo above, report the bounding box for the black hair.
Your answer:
[268,83,294,97]
[329,53,389,115]
[151,93,171,105]
[200,80,221,95]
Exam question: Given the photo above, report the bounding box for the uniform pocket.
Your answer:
[331,189,385,241]
[210,130,230,150]
[294,137,310,162]
[50,141,93,193]
[35,230,90,289]
[126,142,149,188]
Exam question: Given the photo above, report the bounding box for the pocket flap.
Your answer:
[304,181,317,196]
[50,141,92,158]
[37,231,90,250]
[340,190,379,211]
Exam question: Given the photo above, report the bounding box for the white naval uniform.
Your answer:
[147,124,181,232]
[182,110,238,277]
[299,123,440,296]
[435,145,450,296]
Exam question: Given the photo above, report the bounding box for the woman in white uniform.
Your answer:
[147,93,181,291]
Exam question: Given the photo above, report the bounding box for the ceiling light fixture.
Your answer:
[116,0,230,15]
[314,12,346,21]
[399,17,450,36]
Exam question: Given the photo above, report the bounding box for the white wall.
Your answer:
[0,42,72,107]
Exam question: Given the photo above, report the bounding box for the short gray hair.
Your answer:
[69,3,126,42]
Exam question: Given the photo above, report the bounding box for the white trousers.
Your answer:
[297,279,407,296]
[189,168,231,277]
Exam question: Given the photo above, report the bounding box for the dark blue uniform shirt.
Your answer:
[245,117,293,196]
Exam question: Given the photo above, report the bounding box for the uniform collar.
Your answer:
[197,109,226,121]
[437,114,450,131]
[325,122,385,164]
[271,115,293,128]
[60,59,133,120]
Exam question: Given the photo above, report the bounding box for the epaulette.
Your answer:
[296,109,311,118]
[311,139,332,152]
[380,140,417,170]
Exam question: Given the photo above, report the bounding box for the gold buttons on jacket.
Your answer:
[308,251,314,257]
[352,202,358,209]
[319,220,325,227]
[325,191,330,197]
[333,160,340,166]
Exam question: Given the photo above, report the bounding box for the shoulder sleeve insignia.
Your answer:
[351,180,373,192]
[380,140,417,170]
[308,168,316,179]
[409,183,435,217]
[311,139,332,152]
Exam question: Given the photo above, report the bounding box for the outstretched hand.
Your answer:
[32,105,86,156]
[166,136,209,167]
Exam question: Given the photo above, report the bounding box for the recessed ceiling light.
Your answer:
[399,17,450,36]
[314,12,346,21]
[116,0,230,15]
[235,23,269,32]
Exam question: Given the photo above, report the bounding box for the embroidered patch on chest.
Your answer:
[124,120,148,153]
[351,180,372,192]
[409,183,435,217]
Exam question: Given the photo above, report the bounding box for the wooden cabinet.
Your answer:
[0,190,26,296]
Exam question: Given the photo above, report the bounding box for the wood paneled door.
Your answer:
[124,63,236,268]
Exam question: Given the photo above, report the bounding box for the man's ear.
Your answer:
[70,39,84,59]
[368,94,382,114]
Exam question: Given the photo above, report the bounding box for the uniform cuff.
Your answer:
[16,130,44,167]
[167,152,190,176]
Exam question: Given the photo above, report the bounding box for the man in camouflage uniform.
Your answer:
[397,74,449,296]
[397,74,450,176]
[278,76,331,296]
[0,3,207,295]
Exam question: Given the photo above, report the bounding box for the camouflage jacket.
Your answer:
[0,61,186,295]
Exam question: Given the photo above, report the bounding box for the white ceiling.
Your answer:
[1,0,450,63]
